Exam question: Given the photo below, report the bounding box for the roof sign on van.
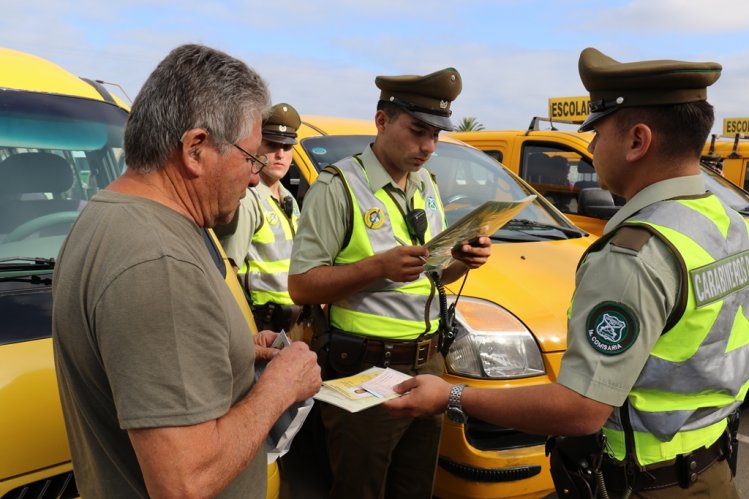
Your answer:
[548,96,590,123]
[722,117,749,137]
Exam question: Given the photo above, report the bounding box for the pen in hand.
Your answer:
[394,235,427,263]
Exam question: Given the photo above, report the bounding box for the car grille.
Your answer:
[438,457,542,482]
[1,472,78,499]
[465,417,547,451]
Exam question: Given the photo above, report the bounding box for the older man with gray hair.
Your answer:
[52,44,320,499]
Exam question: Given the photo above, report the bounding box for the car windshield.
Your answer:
[301,135,585,241]
[701,165,749,215]
[0,90,127,263]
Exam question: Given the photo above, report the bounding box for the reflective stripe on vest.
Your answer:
[597,194,749,465]
[330,156,446,339]
[239,188,298,306]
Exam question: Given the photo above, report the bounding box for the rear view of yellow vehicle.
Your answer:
[281,116,595,498]
[703,128,749,191]
[452,117,749,236]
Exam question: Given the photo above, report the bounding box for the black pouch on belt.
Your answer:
[327,330,368,378]
[545,432,607,499]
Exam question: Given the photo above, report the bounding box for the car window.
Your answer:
[0,90,127,261]
[520,143,624,215]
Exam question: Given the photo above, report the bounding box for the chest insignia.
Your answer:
[364,207,385,229]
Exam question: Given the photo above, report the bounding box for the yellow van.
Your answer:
[281,116,595,499]
[703,133,749,191]
[452,119,749,236]
[0,48,279,499]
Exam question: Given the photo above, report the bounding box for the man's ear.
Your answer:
[180,128,210,178]
[626,123,652,162]
[374,109,389,133]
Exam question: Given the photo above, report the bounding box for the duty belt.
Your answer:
[361,334,440,369]
[602,435,726,492]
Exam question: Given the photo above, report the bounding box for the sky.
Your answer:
[3,0,749,133]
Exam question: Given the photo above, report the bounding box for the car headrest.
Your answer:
[0,152,75,194]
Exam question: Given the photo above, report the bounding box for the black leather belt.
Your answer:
[362,334,440,369]
[602,436,725,492]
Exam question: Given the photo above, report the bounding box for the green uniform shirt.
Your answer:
[290,145,427,276]
[558,175,706,406]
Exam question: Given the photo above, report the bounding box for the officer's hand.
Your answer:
[383,374,452,417]
[254,330,280,362]
[262,341,321,402]
[451,235,491,269]
[380,245,428,282]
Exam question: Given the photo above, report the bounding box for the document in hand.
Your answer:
[424,195,536,270]
[314,367,412,413]
[259,330,315,464]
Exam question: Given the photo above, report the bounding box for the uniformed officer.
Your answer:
[287,68,492,499]
[219,103,302,332]
[385,48,748,498]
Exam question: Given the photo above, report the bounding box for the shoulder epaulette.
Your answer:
[610,225,653,253]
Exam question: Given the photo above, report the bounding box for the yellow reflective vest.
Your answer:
[328,155,447,340]
[584,194,749,465]
[239,185,298,307]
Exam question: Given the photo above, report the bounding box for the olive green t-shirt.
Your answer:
[52,190,265,499]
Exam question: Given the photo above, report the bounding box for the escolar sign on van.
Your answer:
[548,96,590,122]
[723,117,749,136]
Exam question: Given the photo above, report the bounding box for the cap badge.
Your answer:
[282,106,288,112]
[439,100,448,109]
[279,125,287,132]
[364,207,385,230]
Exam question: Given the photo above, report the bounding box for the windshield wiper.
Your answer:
[0,256,56,269]
[504,219,586,237]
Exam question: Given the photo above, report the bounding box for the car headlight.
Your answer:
[445,296,545,379]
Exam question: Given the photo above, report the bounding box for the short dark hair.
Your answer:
[376,100,406,122]
[614,101,714,160]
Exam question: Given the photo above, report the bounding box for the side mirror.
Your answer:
[578,188,620,219]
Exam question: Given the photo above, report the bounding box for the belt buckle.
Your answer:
[414,338,432,368]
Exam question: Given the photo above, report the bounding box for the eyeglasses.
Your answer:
[233,144,268,174]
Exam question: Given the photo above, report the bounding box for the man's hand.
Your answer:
[383,374,452,417]
[253,330,280,362]
[451,235,491,269]
[259,341,321,403]
[378,245,428,282]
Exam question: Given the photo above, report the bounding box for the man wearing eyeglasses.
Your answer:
[288,69,492,499]
[51,45,320,499]
[218,103,303,332]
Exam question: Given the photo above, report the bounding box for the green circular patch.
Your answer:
[585,301,639,355]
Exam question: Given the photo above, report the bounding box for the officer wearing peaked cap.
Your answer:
[288,68,491,499]
[383,49,747,498]
[218,102,303,332]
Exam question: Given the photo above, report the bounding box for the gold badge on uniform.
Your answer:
[364,208,385,229]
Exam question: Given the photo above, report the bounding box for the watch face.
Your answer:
[447,406,467,424]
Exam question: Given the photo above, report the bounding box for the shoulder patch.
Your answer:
[585,301,639,355]
[610,226,653,253]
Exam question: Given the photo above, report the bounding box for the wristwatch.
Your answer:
[446,383,468,424]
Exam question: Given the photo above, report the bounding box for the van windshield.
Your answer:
[301,135,584,240]
[0,90,128,263]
